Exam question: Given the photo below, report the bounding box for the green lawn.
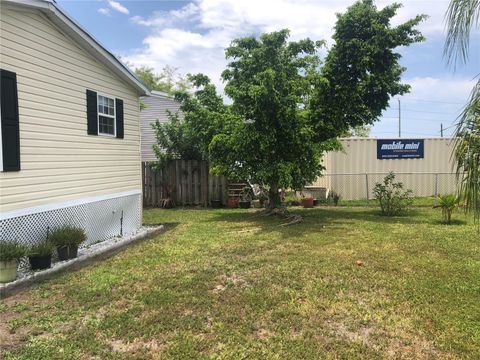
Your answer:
[1,207,479,359]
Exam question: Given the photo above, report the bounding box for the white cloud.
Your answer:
[98,8,110,16]
[107,0,129,15]
[121,0,479,137]
[404,76,475,102]
[124,0,453,93]
[372,77,476,137]
[131,3,199,27]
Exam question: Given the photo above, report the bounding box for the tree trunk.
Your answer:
[268,182,282,209]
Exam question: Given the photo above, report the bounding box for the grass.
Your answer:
[331,196,439,207]
[1,207,479,359]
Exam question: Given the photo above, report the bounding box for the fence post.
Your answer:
[434,173,438,197]
[365,173,369,200]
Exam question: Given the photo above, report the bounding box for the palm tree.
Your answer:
[444,0,480,225]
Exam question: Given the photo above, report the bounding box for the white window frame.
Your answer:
[97,93,116,137]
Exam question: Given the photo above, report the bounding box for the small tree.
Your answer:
[444,0,480,227]
[213,1,425,209]
[135,65,191,95]
[373,172,413,216]
[437,194,460,224]
[152,74,242,166]
[150,1,426,211]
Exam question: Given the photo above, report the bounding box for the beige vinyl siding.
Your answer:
[0,7,142,212]
[140,93,181,162]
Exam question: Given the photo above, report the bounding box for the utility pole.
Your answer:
[441,123,443,137]
[398,98,401,138]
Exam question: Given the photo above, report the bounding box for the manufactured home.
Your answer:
[140,90,181,162]
[0,0,149,246]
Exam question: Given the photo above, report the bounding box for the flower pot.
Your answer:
[227,197,238,208]
[29,254,52,270]
[0,259,18,283]
[239,201,251,209]
[302,197,314,208]
[57,246,78,261]
[210,200,222,208]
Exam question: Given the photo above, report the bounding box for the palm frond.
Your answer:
[444,0,480,66]
[454,80,480,224]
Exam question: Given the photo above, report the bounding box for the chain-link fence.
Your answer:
[308,172,460,201]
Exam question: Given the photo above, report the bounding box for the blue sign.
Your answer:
[377,139,424,159]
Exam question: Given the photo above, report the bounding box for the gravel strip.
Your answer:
[0,225,165,298]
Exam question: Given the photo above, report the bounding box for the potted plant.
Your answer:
[49,225,86,261]
[28,240,54,270]
[302,197,314,208]
[301,192,314,208]
[238,186,253,209]
[0,241,26,283]
[227,196,238,208]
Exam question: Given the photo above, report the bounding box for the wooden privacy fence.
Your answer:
[142,160,227,207]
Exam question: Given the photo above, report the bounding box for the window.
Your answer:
[97,94,115,136]
[86,90,123,138]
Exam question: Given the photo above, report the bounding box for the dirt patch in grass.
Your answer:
[255,328,274,340]
[109,338,167,355]
[212,273,249,293]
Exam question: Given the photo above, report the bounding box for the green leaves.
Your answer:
[311,0,426,141]
[454,81,480,225]
[438,194,461,224]
[0,240,26,261]
[373,172,414,216]
[444,0,480,66]
[49,225,86,248]
[151,1,425,209]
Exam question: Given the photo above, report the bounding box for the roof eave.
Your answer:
[4,0,150,95]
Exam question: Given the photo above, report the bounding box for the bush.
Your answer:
[283,191,302,206]
[373,172,413,216]
[0,241,26,261]
[49,225,86,248]
[28,240,54,257]
[437,194,460,224]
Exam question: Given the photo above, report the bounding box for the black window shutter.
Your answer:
[1,69,21,171]
[86,90,98,135]
[115,98,124,139]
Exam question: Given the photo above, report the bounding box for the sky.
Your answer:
[58,0,479,138]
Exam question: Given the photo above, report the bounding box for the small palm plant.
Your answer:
[437,194,460,224]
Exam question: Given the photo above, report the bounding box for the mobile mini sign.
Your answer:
[376,139,424,159]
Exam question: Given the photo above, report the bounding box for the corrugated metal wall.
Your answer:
[140,91,181,162]
[312,138,458,199]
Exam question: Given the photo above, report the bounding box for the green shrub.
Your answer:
[373,172,413,216]
[437,194,460,224]
[28,240,54,257]
[0,241,26,261]
[283,191,302,206]
[49,225,86,248]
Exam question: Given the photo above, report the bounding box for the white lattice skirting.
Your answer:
[0,191,142,247]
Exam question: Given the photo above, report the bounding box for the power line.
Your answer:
[381,116,455,123]
[385,108,460,115]
[394,98,465,105]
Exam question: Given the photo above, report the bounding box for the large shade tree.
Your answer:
[154,0,426,209]
[444,0,480,225]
